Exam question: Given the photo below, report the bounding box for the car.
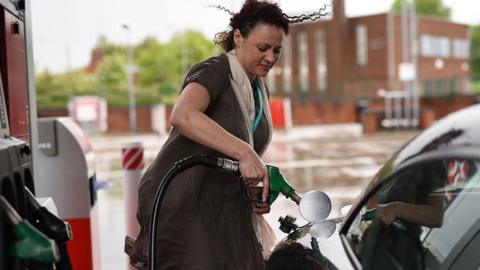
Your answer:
[281,104,480,270]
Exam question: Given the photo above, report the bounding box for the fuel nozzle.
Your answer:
[267,165,301,205]
[0,196,60,263]
[361,207,407,232]
[361,208,376,221]
[278,215,299,234]
[25,187,73,243]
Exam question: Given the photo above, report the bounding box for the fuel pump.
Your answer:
[0,196,59,264]
[25,188,73,269]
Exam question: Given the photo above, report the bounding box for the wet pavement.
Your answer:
[91,124,418,270]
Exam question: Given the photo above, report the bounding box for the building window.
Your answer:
[450,77,460,94]
[463,78,470,94]
[439,37,450,57]
[424,80,433,97]
[283,35,292,93]
[421,35,450,58]
[453,38,470,59]
[297,31,309,93]
[421,35,432,56]
[356,24,368,66]
[435,79,446,96]
[315,30,327,91]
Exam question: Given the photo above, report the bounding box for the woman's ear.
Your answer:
[233,29,243,48]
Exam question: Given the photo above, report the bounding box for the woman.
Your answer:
[127,1,288,269]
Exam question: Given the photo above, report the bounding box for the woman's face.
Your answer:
[234,23,285,81]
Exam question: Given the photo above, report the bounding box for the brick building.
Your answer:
[61,1,473,131]
[267,0,471,100]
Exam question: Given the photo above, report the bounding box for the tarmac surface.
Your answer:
[90,124,419,270]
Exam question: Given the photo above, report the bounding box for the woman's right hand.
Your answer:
[237,147,270,203]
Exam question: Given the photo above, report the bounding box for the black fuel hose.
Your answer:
[148,154,239,270]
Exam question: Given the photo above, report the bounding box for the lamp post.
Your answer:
[400,0,420,128]
[122,24,137,132]
[410,0,420,127]
[401,0,411,125]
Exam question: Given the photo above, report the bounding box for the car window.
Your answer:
[344,159,480,270]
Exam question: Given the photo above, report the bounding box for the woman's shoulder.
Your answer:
[183,53,231,101]
[184,53,231,86]
[192,53,229,74]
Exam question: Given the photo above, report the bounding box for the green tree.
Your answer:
[35,71,69,110]
[391,0,451,20]
[471,25,480,93]
[35,30,216,110]
[471,26,480,76]
[95,51,129,106]
[135,31,216,105]
[35,69,98,110]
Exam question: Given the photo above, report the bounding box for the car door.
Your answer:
[339,157,480,270]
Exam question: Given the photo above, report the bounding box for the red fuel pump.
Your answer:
[1,1,97,269]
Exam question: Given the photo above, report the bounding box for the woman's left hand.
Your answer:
[377,202,400,225]
[252,202,270,215]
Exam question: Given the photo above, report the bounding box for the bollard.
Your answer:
[122,142,144,239]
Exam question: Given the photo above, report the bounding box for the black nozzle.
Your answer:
[278,215,298,234]
[31,207,73,243]
[25,188,73,243]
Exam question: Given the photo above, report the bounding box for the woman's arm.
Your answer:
[170,82,270,202]
[377,196,444,228]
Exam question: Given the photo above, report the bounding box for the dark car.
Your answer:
[312,104,480,270]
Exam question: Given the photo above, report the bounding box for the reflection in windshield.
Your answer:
[347,159,480,270]
[442,159,478,208]
[349,160,448,269]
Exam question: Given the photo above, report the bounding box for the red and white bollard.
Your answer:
[122,142,144,239]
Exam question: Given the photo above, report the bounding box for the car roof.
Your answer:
[391,104,480,167]
[340,104,480,239]
[365,104,480,184]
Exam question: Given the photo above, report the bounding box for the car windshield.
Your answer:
[344,158,480,270]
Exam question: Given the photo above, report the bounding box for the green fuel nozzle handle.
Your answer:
[360,207,407,231]
[267,165,301,205]
[0,196,60,263]
[361,208,376,221]
[12,220,61,263]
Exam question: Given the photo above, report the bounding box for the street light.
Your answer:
[121,23,137,132]
[400,0,420,128]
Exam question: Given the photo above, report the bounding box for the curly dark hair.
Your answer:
[214,0,289,52]
[213,0,331,52]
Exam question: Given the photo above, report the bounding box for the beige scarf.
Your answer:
[226,50,273,155]
[226,50,277,258]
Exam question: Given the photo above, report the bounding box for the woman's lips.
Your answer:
[259,64,271,72]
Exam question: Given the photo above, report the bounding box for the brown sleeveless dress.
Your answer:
[128,54,271,270]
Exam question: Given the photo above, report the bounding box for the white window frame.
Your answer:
[298,31,309,93]
[315,30,327,91]
[266,67,276,93]
[356,24,368,66]
[283,35,292,93]
[421,35,451,58]
[453,38,470,59]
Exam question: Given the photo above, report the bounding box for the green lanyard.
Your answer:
[252,79,263,133]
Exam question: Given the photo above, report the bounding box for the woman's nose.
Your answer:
[265,50,275,63]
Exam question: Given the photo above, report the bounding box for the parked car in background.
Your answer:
[314,104,480,270]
